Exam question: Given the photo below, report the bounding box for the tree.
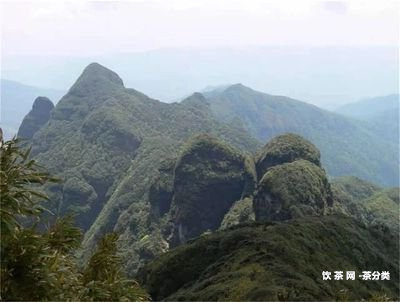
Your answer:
[82,233,149,301]
[0,134,149,301]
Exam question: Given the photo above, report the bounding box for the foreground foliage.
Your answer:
[138,216,399,301]
[0,137,148,301]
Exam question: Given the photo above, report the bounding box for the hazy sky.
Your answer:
[1,0,399,57]
[0,1,398,109]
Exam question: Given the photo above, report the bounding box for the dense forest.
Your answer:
[1,63,399,301]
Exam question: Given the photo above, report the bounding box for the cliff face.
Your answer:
[165,134,256,246]
[17,96,54,139]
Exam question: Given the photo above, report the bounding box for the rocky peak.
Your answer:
[68,62,124,97]
[17,96,54,139]
[256,133,321,179]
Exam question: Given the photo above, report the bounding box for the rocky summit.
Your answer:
[17,96,54,139]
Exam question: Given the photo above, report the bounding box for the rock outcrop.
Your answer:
[253,133,332,221]
[254,159,333,221]
[17,96,54,139]
[255,133,321,179]
[166,134,256,246]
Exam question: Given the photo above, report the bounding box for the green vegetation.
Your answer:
[254,160,333,221]
[206,84,398,186]
[255,133,321,179]
[17,96,54,140]
[18,63,399,281]
[0,137,148,301]
[166,134,255,246]
[20,63,260,273]
[138,215,399,301]
[331,176,399,231]
[220,197,255,229]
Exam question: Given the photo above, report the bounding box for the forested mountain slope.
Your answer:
[202,84,398,186]
[19,63,399,277]
[138,215,399,301]
[19,63,260,271]
[337,94,399,145]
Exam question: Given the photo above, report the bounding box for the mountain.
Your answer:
[0,79,64,139]
[336,94,399,119]
[137,139,399,300]
[19,63,398,280]
[138,215,399,301]
[20,62,260,270]
[17,96,54,139]
[3,46,398,108]
[202,84,398,186]
[337,94,399,144]
[331,176,399,230]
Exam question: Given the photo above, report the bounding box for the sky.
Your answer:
[1,0,399,57]
[0,0,398,108]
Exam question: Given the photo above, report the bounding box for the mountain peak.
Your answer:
[32,96,54,112]
[224,83,253,93]
[68,62,124,97]
[18,96,54,139]
[181,92,210,108]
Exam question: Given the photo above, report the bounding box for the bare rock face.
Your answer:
[255,133,321,180]
[17,96,54,139]
[166,134,256,246]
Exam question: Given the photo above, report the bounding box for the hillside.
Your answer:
[138,215,399,301]
[201,84,398,186]
[331,176,399,231]
[20,63,399,278]
[17,96,54,139]
[0,79,64,139]
[336,95,399,143]
[21,63,260,271]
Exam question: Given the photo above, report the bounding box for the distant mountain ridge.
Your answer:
[18,63,399,277]
[201,84,398,186]
[336,94,399,119]
[336,94,399,149]
[1,79,64,139]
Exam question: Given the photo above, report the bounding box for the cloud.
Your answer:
[321,1,348,15]
[1,0,398,57]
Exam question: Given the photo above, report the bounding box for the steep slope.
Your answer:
[165,134,256,246]
[17,97,54,139]
[138,215,399,301]
[331,176,399,231]
[0,79,63,139]
[23,63,260,269]
[205,84,398,186]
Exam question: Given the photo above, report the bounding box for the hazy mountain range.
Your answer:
[2,45,398,108]
[12,62,399,300]
[0,79,64,139]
